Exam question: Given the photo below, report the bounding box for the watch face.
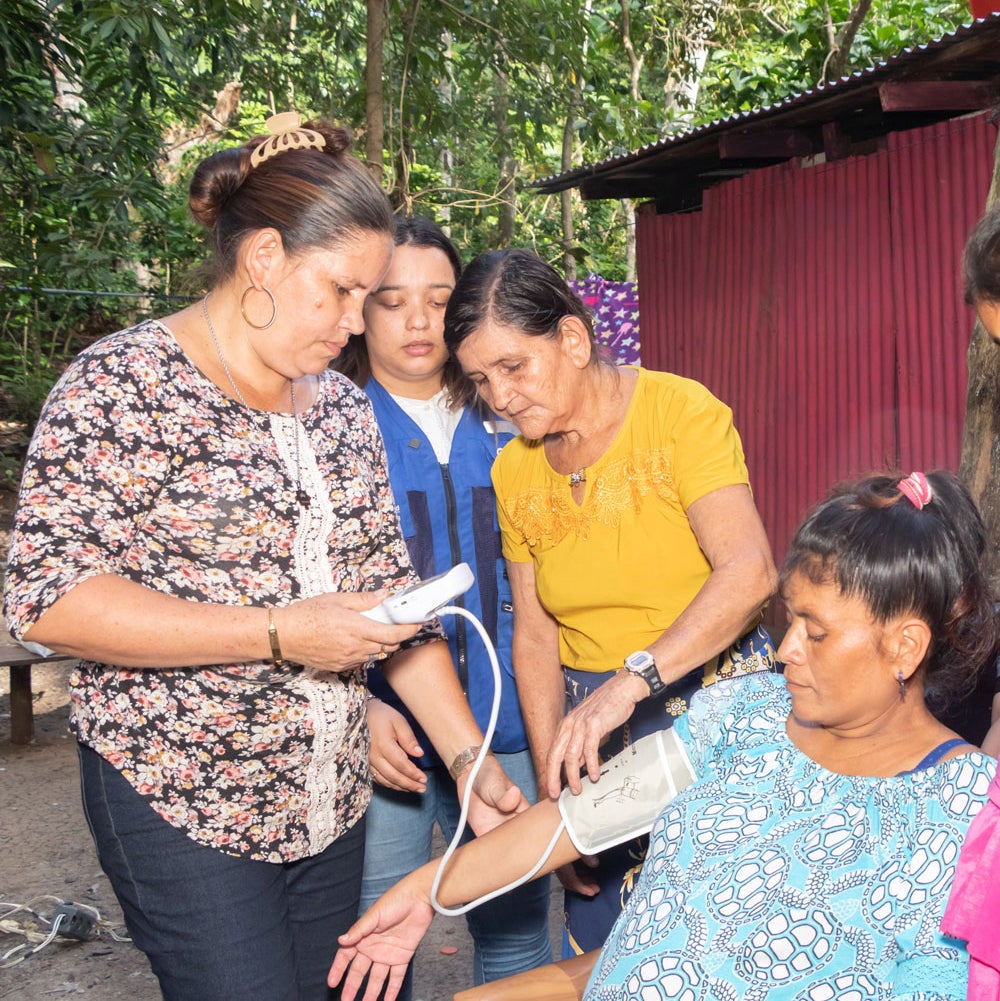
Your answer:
[625,650,664,695]
[626,651,655,671]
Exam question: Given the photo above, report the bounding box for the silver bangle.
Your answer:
[448,744,487,781]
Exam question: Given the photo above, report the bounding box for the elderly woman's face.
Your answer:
[455,321,572,439]
[777,571,900,731]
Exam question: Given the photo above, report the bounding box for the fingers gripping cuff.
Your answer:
[558,728,696,855]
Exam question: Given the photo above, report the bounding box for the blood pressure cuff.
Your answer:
[557,728,696,856]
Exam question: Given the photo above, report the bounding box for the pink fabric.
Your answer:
[942,772,1000,1001]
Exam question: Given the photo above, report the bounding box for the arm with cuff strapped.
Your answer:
[329,726,695,1001]
[329,797,578,1001]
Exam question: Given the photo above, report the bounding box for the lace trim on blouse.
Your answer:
[507,448,676,546]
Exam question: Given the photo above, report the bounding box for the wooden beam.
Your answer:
[822,121,852,161]
[878,80,996,112]
[718,130,814,160]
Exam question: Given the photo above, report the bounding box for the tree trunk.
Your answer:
[621,198,636,282]
[823,0,875,83]
[494,60,515,248]
[365,0,386,183]
[620,0,643,102]
[561,2,592,278]
[561,99,580,281]
[286,7,297,110]
[437,29,455,231]
[161,82,241,179]
[958,131,1000,592]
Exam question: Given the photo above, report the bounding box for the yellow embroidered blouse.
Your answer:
[493,368,751,673]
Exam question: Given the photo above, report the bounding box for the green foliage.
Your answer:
[0,0,255,436]
[0,0,977,448]
[696,0,970,122]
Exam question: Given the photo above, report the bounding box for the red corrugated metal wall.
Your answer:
[638,112,997,583]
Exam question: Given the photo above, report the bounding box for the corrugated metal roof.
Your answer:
[531,13,1000,201]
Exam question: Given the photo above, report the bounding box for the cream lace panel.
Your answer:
[507,448,677,546]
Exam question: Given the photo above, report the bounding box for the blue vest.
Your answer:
[365,380,528,762]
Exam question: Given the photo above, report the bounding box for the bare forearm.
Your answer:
[507,560,568,780]
[330,798,577,996]
[643,485,777,688]
[382,642,487,764]
[22,574,269,667]
[646,556,775,685]
[416,798,578,907]
[515,655,566,780]
[21,572,420,676]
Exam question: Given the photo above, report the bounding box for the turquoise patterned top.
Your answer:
[585,673,994,1001]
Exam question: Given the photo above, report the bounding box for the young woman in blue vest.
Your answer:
[335,215,552,997]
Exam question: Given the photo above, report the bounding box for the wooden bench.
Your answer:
[1,638,75,744]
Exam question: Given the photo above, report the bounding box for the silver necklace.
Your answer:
[202,296,310,510]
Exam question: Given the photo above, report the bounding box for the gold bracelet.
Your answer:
[267,608,284,667]
[448,744,483,781]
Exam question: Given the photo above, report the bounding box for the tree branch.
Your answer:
[824,0,874,83]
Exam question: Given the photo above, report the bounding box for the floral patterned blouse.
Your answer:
[3,320,435,862]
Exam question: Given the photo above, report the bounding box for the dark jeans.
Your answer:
[78,743,365,1001]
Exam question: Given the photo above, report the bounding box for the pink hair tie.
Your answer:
[897,472,933,510]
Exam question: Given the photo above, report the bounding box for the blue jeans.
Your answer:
[360,748,552,999]
[78,743,364,1001]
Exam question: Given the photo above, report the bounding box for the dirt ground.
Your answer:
[0,666,563,1001]
[0,492,561,1001]
[0,660,157,1000]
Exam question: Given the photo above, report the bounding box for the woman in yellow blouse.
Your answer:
[442,249,778,954]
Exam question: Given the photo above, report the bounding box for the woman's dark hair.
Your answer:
[780,470,999,716]
[443,249,598,362]
[188,118,393,282]
[963,205,1000,305]
[337,215,474,407]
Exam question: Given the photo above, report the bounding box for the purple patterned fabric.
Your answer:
[569,274,641,366]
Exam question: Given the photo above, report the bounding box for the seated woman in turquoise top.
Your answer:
[329,470,998,1001]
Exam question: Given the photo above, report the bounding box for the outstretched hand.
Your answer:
[328,886,434,1001]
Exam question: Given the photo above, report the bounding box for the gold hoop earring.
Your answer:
[240,286,277,329]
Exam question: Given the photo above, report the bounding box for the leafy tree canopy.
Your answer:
[0,0,973,440]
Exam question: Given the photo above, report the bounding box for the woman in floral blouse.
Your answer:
[2,114,523,1001]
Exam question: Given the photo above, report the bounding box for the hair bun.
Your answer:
[243,115,355,168]
[302,118,354,157]
[188,147,251,229]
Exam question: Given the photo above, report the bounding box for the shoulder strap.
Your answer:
[899,737,968,775]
